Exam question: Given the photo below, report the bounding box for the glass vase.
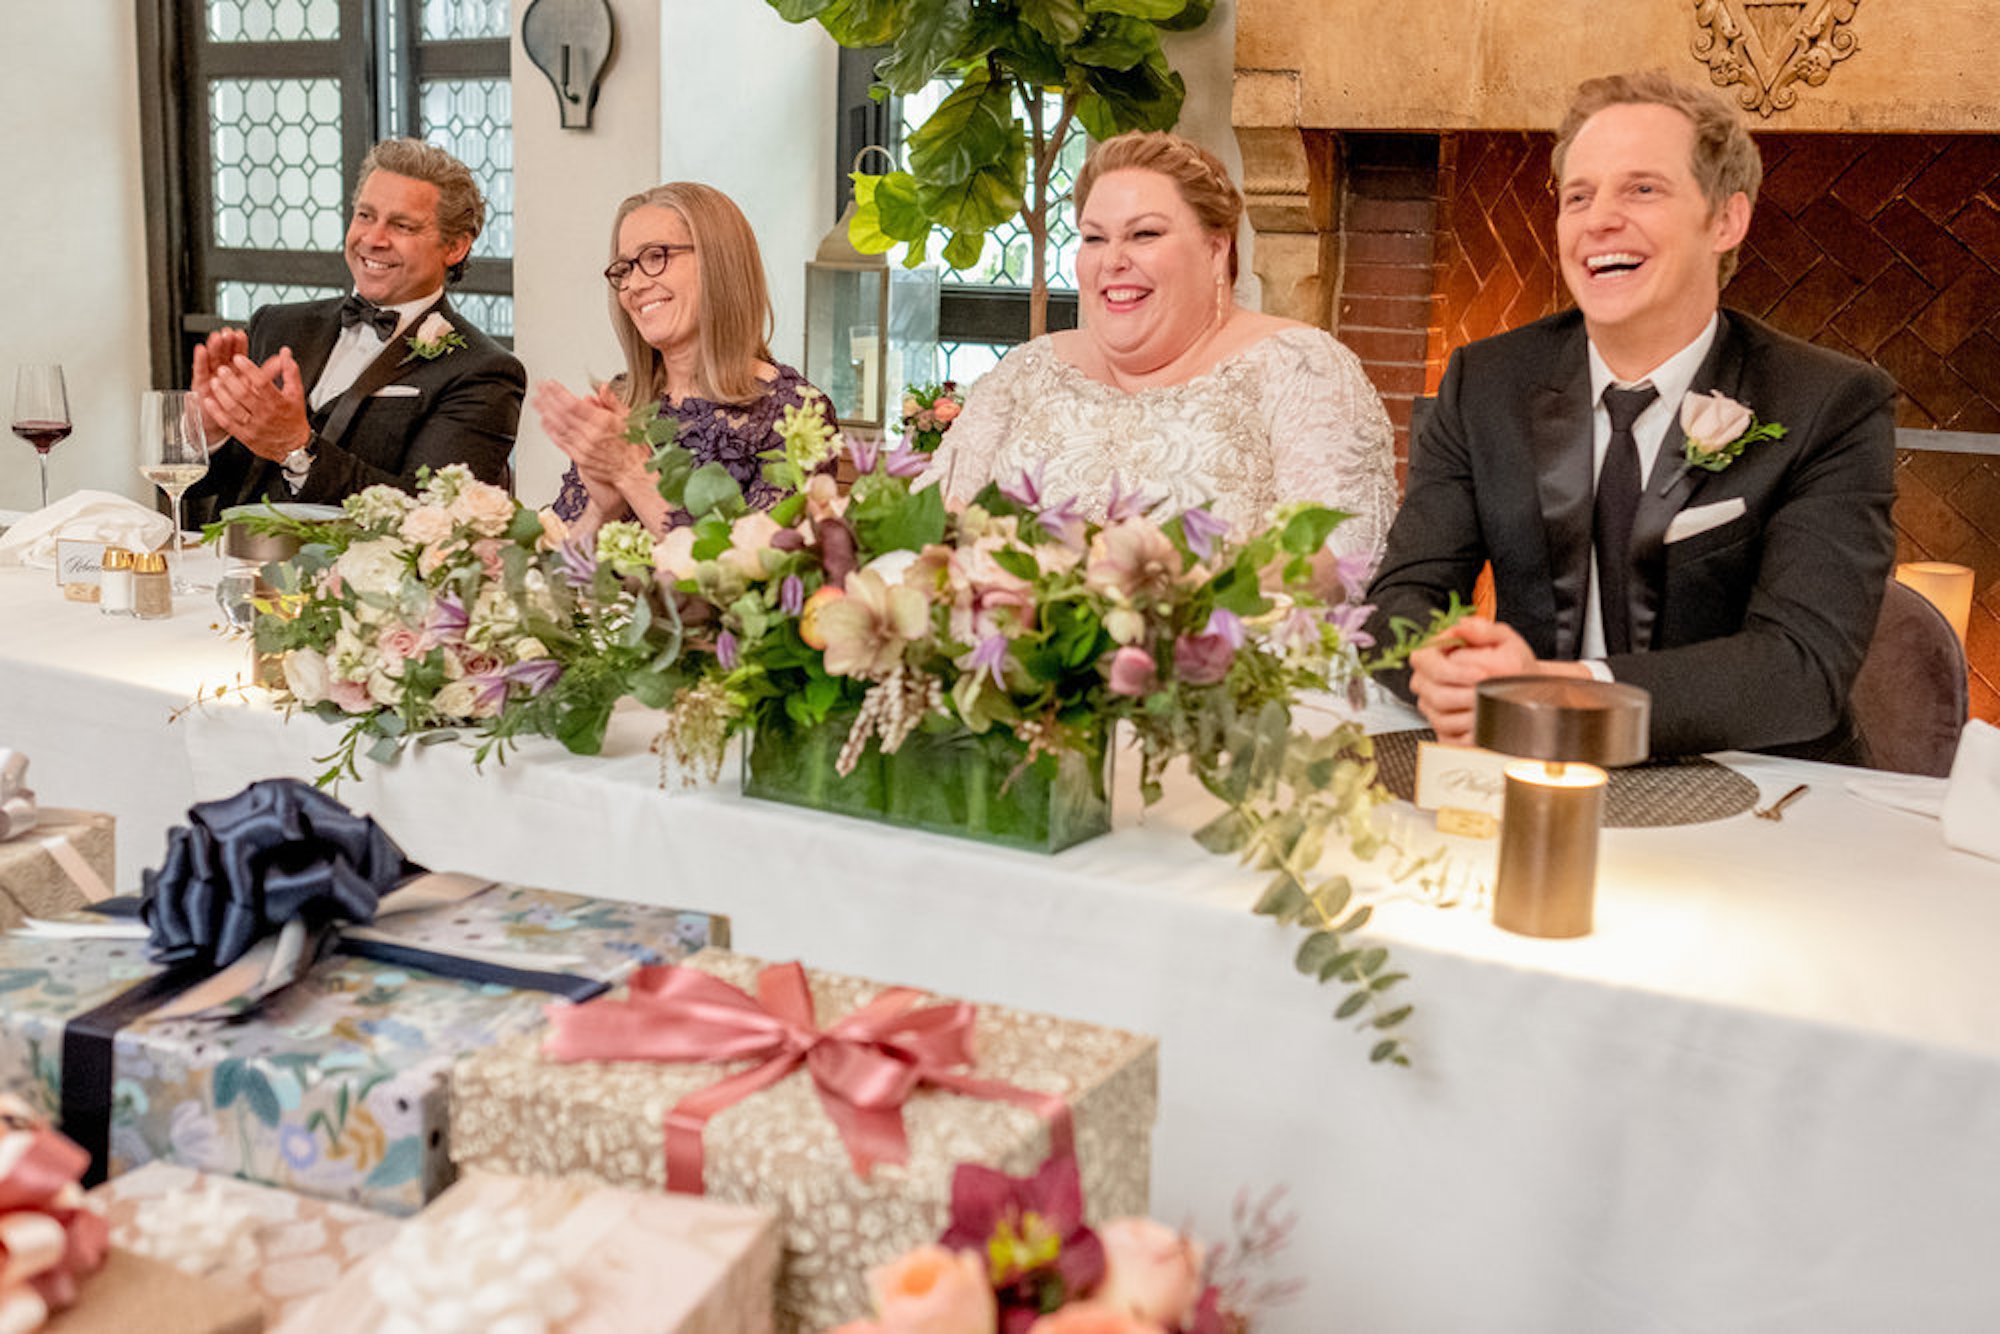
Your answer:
[742,713,1111,853]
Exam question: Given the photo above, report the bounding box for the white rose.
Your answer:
[280,649,329,705]
[449,482,516,538]
[534,507,568,552]
[861,548,920,587]
[512,637,548,660]
[1679,390,1753,456]
[433,678,483,720]
[415,312,454,345]
[654,526,699,581]
[366,667,401,707]
[399,505,454,546]
[336,538,410,599]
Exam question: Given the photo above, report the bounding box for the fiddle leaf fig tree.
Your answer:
[767,0,1216,338]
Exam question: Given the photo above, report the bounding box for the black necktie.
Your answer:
[1593,383,1659,656]
[338,294,399,339]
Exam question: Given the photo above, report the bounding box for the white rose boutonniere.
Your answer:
[405,312,466,361]
[1679,389,1785,474]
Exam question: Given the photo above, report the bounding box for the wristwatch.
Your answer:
[281,435,317,490]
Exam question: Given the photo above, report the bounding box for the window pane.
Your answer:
[215,280,343,321]
[206,0,339,42]
[420,0,510,40]
[448,292,514,339]
[898,84,1084,291]
[937,341,1006,387]
[210,78,346,251]
[419,78,513,259]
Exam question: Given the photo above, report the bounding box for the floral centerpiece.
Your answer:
[833,1152,1288,1334]
[229,465,697,786]
[900,380,965,453]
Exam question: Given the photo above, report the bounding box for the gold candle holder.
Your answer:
[1475,678,1650,940]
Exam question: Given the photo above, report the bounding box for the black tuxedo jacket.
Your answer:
[1365,308,1898,762]
[185,294,525,526]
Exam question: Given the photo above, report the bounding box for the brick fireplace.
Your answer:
[1234,2,2000,723]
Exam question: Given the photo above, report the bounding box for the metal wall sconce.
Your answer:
[522,0,613,130]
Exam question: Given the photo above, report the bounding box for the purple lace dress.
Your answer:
[551,363,828,526]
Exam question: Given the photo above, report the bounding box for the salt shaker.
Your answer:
[98,547,136,616]
[131,550,172,619]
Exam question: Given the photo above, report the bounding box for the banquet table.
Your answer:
[3,552,1999,1332]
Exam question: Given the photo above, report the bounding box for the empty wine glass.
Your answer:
[138,390,210,594]
[12,365,72,510]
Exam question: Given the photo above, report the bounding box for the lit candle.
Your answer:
[1895,561,1974,643]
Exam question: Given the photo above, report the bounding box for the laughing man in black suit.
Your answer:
[184,139,525,526]
[1364,71,1897,762]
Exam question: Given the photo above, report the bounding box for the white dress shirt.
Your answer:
[286,287,443,490]
[1579,312,1721,670]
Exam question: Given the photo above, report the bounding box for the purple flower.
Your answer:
[1334,550,1377,600]
[1181,507,1228,561]
[1205,607,1246,650]
[506,658,564,696]
[469,672,511,712]
[998,465,1044,509]
[1036,494,1087,546]
[1104,473,1157,524]
[779,573,805,616]
[1174,631,1235,685]
[847,434,880,476]
[967,633,1009,689]
[557,539,597,588]
[716,629,740,670]
[1106,646,1159,697]
[425,592,468,644]
[883,440,929,478]
[1327,600,1376,649]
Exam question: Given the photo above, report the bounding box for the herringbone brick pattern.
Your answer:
[1894,449,2000,720]
[1432,132,1563,385]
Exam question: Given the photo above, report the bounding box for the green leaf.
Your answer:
[1157,0,1217,30]
[1335,904,1374,936]
[1369,1039,1406,1065]
[1373,1004,1413,1029]
[769,493,807,527]
[214,1058,245,1109]
[767,0,837,20]
[1067,15,1156,72]
[908,74,1017,187]
[1319,949,1360,982]
[627,669,678,710]
[1252,877,1306,921]
[873,0,974,93]
[871,171,932,244]
[1075,59,1184,140]
[366,735,401,764]
[1280,505,1349,556]
[1192,808,1252,855]
[241,1067,282,1127]
[1019,0,1088,45]
[916,131,1026,236]
[1084,0,1186,16]
[555,699,613,755]
[941,229,987,270]
[1334,990,1370,1021]
[1367,971,1408,993]
[682,463,745,519]
[849,478,948,552]
[813,0,903,45]
[507,506,544,543]
[1294,930,1343,976]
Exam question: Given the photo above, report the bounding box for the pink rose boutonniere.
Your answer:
[405,311,466,362]
[1679,389,1785,474]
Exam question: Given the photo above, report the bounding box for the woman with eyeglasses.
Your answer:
[538,182,830,539]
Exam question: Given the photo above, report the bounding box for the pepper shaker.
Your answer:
[131,550,172,619]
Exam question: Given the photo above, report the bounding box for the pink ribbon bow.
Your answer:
[541,963,1074,1195]
[0,1096,110,1330]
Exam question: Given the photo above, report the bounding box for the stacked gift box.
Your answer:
[0,808,113,927]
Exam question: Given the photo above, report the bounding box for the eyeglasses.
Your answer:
[604,243,695,291]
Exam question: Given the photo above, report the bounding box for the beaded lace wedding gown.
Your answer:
[928,327,1396,559]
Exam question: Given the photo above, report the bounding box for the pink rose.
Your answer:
[1678,389,1752,457]
[1026,1308,1162,1334]
[327,677,373,714]
[400,504,454,546]
[471,537,507,581]
[654,526,699,582]
[901,395,922,419]
[377,623,424,667]
[1106,646,1159,697]
[933,397,962,424]
[1095,1218,1205,1327]
[719,511,783,579]
[1172,631,1234,686]
[865,1245,996,1334]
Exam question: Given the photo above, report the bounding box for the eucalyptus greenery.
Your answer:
[765,0,1216,337]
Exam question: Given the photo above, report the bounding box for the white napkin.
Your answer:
[0,489,173,569]
[1941,720,2000,862]
[1845,720,2000,863]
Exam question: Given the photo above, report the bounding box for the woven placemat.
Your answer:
[1370,729,1759,828]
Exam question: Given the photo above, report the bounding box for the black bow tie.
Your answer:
[338,294,400,339]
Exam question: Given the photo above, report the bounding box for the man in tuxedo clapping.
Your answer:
[184,138,525,525]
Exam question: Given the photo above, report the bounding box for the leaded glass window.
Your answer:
[206,0,340,43]
[419,0,508,40]
[209,79,346,252]
[420,78,513,260]
[216,281,344,321]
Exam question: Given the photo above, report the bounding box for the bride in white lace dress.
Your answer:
[929,132,1396,560]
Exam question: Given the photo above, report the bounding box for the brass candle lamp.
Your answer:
[1474,677,1650,939]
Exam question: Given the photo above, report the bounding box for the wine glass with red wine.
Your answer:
[12,364,72,509]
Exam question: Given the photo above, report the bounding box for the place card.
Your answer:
[1414,740,1509,829]
[57,538,106,602]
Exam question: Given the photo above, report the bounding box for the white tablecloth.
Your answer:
[4,560,1999,1331]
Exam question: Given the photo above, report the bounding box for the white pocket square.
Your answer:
[1665,497,1746,544]
[371,384,422,399]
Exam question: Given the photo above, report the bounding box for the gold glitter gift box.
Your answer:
[449,950,1159,1332]
[0,808,114,926]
